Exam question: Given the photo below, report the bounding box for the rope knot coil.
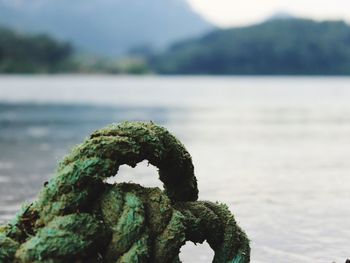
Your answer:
[0,121,250,263]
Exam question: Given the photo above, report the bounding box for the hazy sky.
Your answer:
[187,0,350,27]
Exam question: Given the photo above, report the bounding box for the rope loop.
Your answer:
[0,121,250,263]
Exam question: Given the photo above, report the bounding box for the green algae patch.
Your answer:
[0,121,250,262]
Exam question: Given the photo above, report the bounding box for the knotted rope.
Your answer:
[0,121,250,262]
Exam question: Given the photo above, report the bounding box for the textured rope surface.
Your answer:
[0,121,250,262]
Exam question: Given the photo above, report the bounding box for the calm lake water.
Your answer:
[0,75,349,262]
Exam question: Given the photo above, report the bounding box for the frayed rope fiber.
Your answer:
[0,121,250,263]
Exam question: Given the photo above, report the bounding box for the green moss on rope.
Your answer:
[15,213,110,263]
[0,234,19,262]
[33,121,198,225]
[0,121,250,262]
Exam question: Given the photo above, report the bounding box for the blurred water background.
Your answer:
[0,75,349,262]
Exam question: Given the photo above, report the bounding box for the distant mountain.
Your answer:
[267,11,296,21]
[0,0,213,56]
[150,19,350,75]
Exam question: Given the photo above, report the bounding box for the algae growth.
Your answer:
[0,121,250,262]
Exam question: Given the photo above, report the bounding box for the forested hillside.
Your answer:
[150,19,350,75]
[0,27,72,73]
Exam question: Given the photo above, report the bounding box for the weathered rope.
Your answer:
[0,121,250,262]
